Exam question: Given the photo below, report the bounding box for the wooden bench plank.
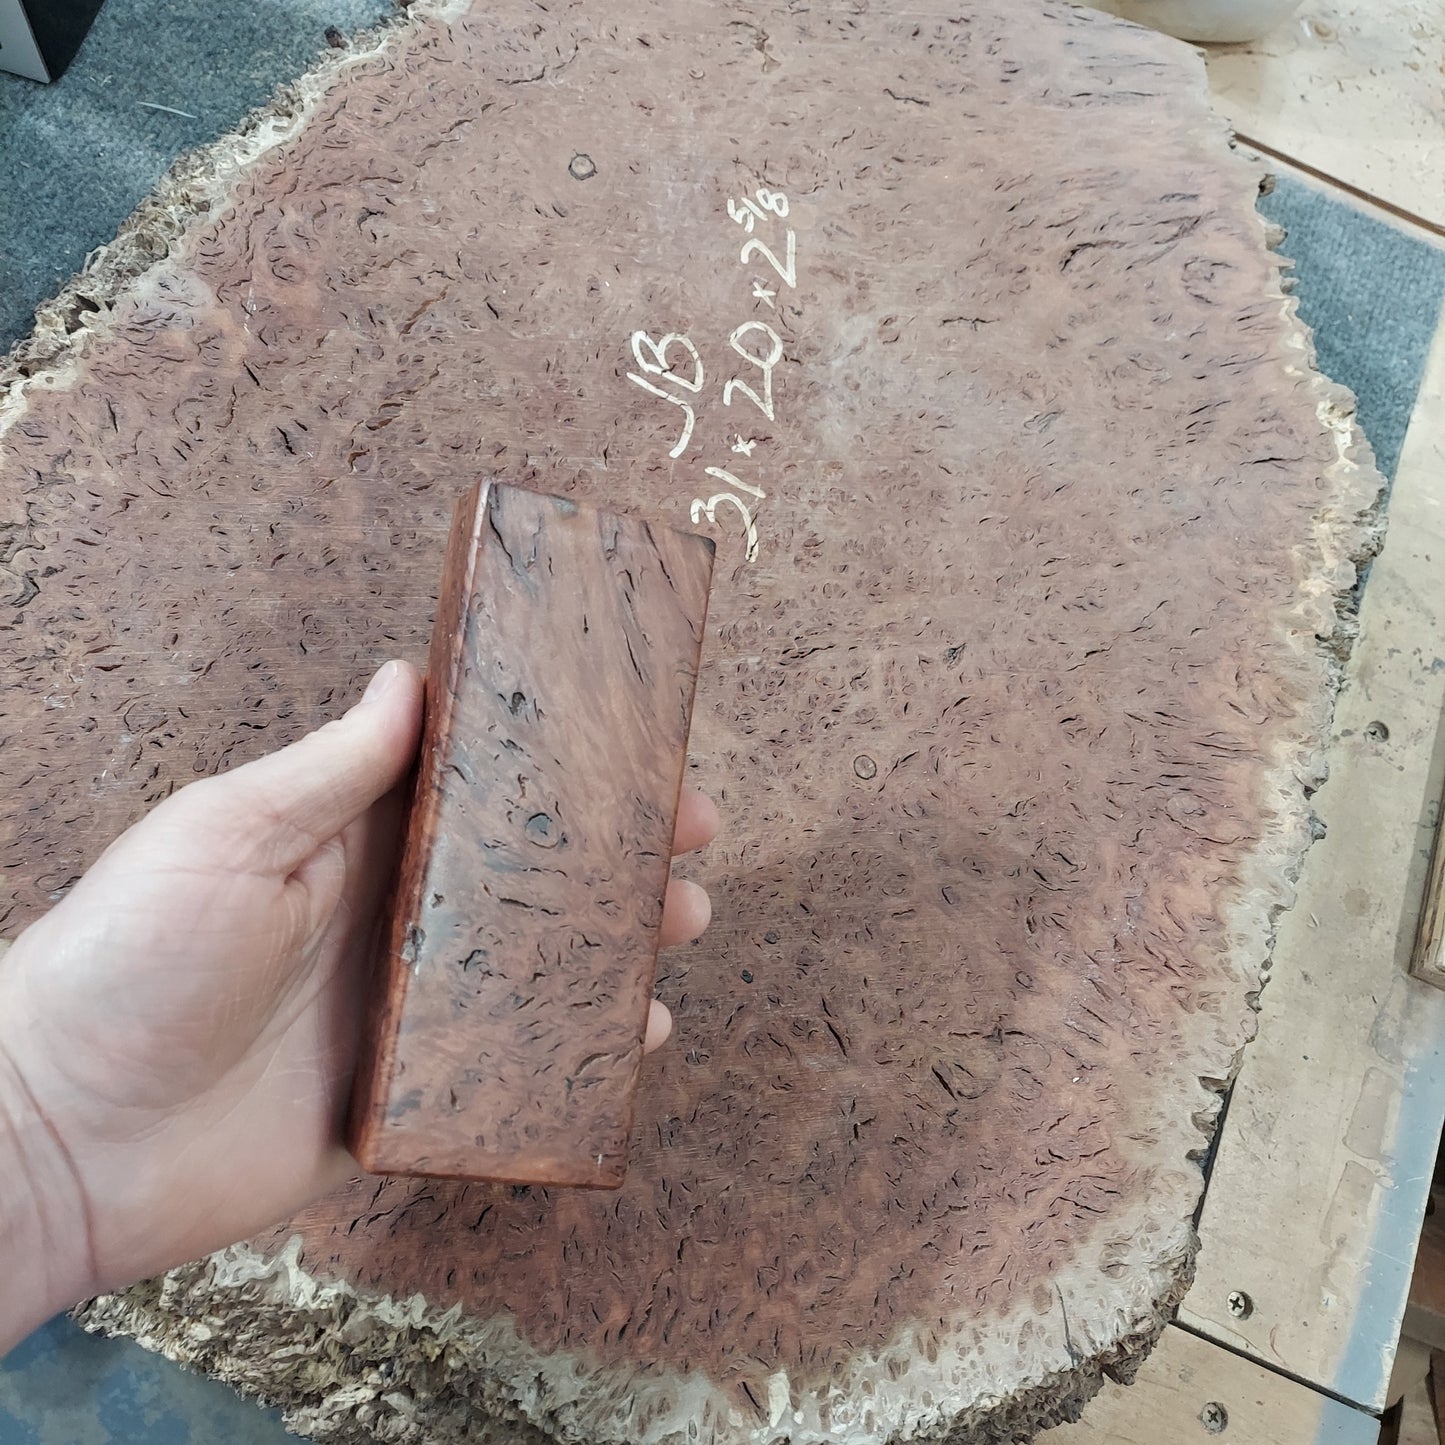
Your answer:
[1203,0,1445,235]
[1180,302,1445,1409]
[1040,1324,1377,1445]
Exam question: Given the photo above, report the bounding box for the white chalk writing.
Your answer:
[624,183,800,561]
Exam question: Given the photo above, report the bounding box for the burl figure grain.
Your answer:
[349,482,714,1187]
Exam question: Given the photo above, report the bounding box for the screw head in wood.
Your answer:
[1199,1400,1228,1434]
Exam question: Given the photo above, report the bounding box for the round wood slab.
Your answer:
[0,1,1377,1441]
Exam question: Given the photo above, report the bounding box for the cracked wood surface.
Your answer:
[0,0,1381,1441]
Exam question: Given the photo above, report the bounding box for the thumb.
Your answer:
[175,661,425,875]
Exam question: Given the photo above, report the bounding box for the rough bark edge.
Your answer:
[32,10,1379,1445]
[74,1237,1197,1445]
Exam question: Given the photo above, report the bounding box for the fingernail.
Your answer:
[359,660,399,706]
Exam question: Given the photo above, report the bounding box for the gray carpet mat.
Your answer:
[0,0,392,349]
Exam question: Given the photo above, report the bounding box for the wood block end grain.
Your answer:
[348,481,714,1187]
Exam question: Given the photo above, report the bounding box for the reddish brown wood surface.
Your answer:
[3,1,1379,1441]
[349,481,713,1187]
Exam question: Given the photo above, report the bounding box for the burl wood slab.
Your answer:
[0,1,1380,1441]
[349,481,713,1186]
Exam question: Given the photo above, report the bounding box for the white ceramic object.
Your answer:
[1086,0,1305,42]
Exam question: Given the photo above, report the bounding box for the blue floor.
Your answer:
[0,1316,295,1442]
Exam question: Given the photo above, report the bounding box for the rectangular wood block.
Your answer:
[348,481,714,1187]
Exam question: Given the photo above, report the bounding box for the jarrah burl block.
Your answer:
[348,481,714,1187]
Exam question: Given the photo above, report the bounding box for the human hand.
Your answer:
[0,660,717,1345]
